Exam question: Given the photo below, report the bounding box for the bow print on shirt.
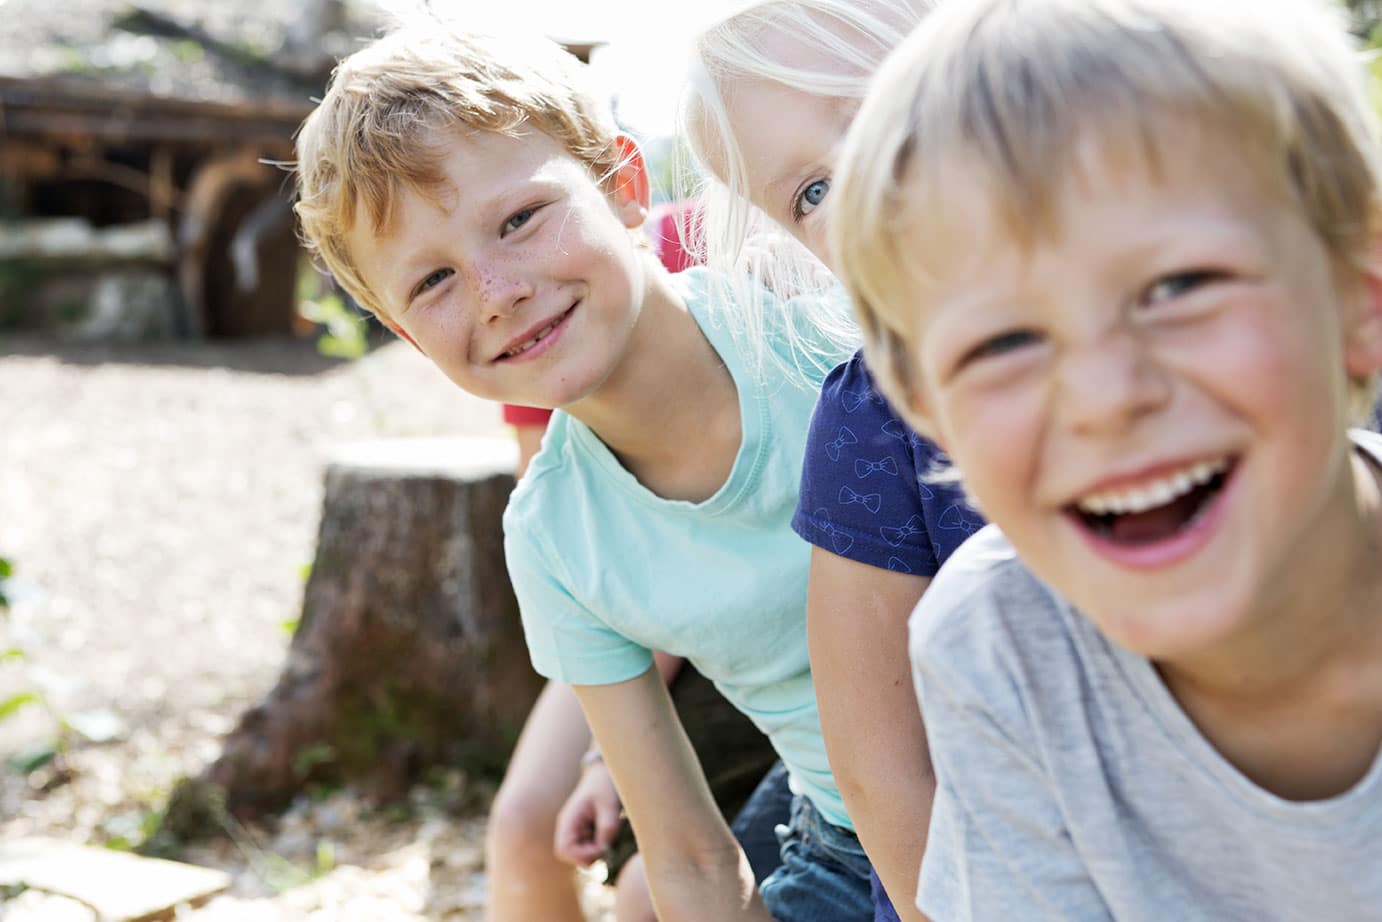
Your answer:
[841,386,885,413]
[938,504,981,535]
[855,457,900,479]
[813,509,856,555]
[839,485,882,514]
[881,514,924,547]
[825,426,859,462]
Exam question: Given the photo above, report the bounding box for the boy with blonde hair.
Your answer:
[831,0,1382,918]
[294,18,872,922]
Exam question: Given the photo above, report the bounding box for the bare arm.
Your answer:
[574,667,771,922]
[808,547,935,922]
[652,649,685,685]
[553,651,685,866]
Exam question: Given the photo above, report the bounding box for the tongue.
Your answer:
[1107,490,1202,545]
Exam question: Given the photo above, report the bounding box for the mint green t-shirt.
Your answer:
[503,267,853,829]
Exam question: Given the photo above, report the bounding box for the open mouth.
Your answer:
[498,303,577,362]
[1066,457,1236,548]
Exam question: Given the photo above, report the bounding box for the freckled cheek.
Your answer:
[415,308,479,367]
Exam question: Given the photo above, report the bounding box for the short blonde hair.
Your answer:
[294,22,624,321]
[833,0,1382,423]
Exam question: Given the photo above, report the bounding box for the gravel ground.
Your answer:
[0,335,612,919]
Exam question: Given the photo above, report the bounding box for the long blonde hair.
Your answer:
[682,0,934,388]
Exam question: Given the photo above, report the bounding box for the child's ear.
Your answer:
[1344,241,1382,379]
[383,318,425,355]
[609,134,651,228]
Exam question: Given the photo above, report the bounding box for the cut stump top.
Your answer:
[327,436,519,480]
[0,837,230,921]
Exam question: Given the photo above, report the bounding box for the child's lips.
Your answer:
[494,302,577,363]
[1062,456,1239,571]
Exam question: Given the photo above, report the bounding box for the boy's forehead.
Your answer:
[364,127,580,230]
[343,126,601,303]
[902,117,1287,257]
[887,122,1299,319]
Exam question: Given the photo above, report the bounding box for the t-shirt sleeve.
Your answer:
[503,516,654,686]
[793,353,941,575]
[911,579,1113,922]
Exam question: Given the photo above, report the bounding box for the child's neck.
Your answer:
[1157,447,1382,799]
[565,268,742,504]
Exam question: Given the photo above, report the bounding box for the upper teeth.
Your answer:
[1076,458,1228,516]
[504,316,562,358]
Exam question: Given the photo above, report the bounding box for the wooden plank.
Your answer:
[0,837,230,921]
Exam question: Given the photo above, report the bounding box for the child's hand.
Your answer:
[554,761,624,867]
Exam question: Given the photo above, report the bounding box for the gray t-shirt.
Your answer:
[910,430,1382,922]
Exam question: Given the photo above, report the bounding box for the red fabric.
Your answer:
[502,403,554,426]
[650,199,703,274]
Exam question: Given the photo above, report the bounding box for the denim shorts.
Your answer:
[759,791,875,922]
[730,761,795,882]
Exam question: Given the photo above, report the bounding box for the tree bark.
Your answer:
[186,437,543,822]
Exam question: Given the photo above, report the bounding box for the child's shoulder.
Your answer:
[909,525,1088,698]
[677,266,856,395]
[502,412,580,532]
[810,349,944,463]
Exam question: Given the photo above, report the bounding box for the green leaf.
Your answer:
[0,691,40,722]
[316,839,336,877]
[293,742,336,777]
[0,558,13,579]
[8,744,57,775]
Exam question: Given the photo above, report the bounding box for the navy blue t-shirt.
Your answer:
[792,349,984,576]
[794,349,984,922]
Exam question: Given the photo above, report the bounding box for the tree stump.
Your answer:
[185,437,544,823]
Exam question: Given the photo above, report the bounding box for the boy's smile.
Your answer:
[903,133,1382,661]
[346,127,651,409]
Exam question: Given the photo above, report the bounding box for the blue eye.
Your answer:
[793,178,830,220]
[410,267,453,303]
[1141,269,1224,306]
[503,207,537,235]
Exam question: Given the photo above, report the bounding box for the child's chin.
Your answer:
[1088,591,1250,660]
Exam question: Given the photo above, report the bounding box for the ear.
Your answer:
[609,134,651,228]
[383,318,425,355]
[1344,243,1382,380]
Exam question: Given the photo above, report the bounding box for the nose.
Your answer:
[469,260,535,325]
[1055,330,1171,435]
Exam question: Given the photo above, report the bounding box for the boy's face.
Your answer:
[900,138,1382,658]
[348,128,649,409]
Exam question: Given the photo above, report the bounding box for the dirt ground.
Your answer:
[0,334,612,920]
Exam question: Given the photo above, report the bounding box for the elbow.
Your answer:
[834,756,937,816]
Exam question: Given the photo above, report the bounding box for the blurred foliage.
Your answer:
[1346,0,1382,32]
[0,557,78,781]
[297,265,369,361]
[301,291,369,360]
